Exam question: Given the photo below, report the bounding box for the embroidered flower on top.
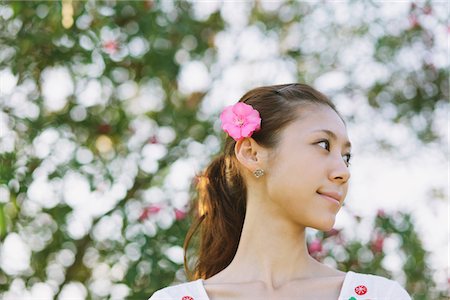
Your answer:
[181,296,194,300]
[220,102,261,141]
[354,285,368,295]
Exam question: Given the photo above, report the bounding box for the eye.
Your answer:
[317,139,330,151]
[317,139,353,167]
[344,153,352,166]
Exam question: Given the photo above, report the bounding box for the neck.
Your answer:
[212,189,323,290]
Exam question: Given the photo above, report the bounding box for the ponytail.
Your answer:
[183,145,247,280]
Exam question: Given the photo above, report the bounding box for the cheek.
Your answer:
[342,183,350,198]
[269,154,320,181]
[266,160,315,199]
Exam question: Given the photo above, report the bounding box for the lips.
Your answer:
[317,191,342,204]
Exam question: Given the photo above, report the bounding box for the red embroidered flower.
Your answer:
[181,296,194,300]
[354,285,368,295]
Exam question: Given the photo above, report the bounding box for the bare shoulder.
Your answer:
[318,264,347,278]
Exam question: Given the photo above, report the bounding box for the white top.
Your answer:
[149,271,412,299]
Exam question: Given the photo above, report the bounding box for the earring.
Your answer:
[253,169,265,178]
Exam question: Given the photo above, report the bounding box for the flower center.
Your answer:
[234,117,245,126]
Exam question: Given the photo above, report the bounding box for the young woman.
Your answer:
[150,84,411,299]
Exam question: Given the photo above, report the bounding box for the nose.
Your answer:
[329,153,351,183]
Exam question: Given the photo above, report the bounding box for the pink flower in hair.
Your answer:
[220,102,261,141]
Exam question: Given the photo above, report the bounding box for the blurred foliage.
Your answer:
[0,0,447,299]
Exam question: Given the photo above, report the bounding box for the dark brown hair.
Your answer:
[183,83,344,280]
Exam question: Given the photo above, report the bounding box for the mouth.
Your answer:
[317,192,341,205]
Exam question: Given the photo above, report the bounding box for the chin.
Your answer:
[312,217,336,232]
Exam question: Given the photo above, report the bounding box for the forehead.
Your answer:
[284,105,350,142]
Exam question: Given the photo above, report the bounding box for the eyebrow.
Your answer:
[312,129,352,149]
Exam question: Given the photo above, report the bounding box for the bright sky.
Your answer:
[0,1,448,298]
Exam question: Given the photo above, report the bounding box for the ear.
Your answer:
[234,137,268,175]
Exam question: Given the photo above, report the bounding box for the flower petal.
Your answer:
[222,122,235,132]
[247,109,261,120]
[246,114,261,130]
[220,106,237,127]
[227,126,243,141]
[232,102,253,117]
[241,124,257,138]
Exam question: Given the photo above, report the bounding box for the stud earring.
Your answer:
[253,169,265,178]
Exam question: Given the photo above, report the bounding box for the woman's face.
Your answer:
[264,104,352,231]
